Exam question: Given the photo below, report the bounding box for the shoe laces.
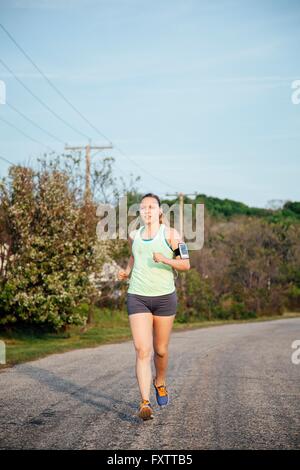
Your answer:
[155,383,168,397]
[140,399,151,408]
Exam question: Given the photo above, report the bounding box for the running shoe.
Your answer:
[138,399,154,420]
[153,378,169,407]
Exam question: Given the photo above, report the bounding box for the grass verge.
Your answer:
[1,309,299,370]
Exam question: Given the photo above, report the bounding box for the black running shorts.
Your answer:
[126,290,177,316]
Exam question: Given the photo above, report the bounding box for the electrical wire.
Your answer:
[0,115,55,152]
[6,101,65,144]
[0,154,15,166]
[0,23,178,192]
[0,57,91,140]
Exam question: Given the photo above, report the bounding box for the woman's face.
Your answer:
[139,197,161,224]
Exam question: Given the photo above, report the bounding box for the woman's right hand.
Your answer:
[117,269,130,281]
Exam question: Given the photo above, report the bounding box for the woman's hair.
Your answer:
[140,193,164,224]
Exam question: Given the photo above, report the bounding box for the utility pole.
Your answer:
[65,142,112,327]
[65,142,113,204]
[165,191,197,238]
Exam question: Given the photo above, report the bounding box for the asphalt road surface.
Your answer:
[0,318,299,450]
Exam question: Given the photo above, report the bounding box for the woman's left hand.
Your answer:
[153,252,166,263]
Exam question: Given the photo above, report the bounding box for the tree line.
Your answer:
[0,154,299,330]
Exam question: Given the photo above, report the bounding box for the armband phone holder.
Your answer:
[173,242,189,259]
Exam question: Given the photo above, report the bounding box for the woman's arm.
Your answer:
[125,235,135,274]
[125,254,134,275]
[153,227,190,271]
[163,256,190,271]
[117,233,135,280]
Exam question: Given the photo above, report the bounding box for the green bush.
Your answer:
[0,159,102,330]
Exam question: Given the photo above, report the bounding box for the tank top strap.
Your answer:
[129,226,142,242]
[137,225,145,239]
[160,223,166,239]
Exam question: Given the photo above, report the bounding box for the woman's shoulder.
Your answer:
[164,224,181,239]
[164,225,182,249]
[128,227,141,241]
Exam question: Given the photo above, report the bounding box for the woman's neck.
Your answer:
[143,221,160,237]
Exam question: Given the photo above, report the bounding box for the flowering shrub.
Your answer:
[0,159,104,330]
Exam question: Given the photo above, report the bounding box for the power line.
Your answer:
[0,23,112,145]
[65,143,113,204]
[0,154,15,166]
[0,57,91,140]
[0,24,178,192]
[111,145,178,192]
[1,57,172,191]
[6,101,65,145]
[89,149,132,181]
[0,115,55,152]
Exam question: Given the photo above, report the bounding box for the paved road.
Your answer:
[0,318,299,450]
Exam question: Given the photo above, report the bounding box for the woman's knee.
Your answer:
[154,345,168,358]
[135,346,152,360]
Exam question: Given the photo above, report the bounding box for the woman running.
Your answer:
[117,193,190,421]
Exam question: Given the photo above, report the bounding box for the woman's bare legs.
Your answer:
[129,312,153,401]
[152,314,175,386]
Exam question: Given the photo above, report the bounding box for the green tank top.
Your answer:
[127,223,176,296]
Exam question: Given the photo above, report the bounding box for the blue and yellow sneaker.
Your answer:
[153,378,169,407]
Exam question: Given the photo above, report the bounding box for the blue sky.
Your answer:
[0,0,299,207]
